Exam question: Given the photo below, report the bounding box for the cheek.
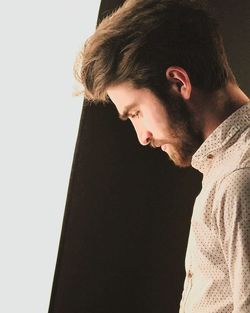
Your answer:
[144,115,170,137]
[145,106,169,128]
[143,117,155,129]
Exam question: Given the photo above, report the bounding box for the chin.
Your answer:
[167,150,192,168]
[173,159,192,168]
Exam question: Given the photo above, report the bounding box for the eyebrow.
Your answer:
[118,103,137,121]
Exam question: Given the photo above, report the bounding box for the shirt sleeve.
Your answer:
[215,168,250,313]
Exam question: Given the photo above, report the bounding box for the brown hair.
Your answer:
[74,0,236,102]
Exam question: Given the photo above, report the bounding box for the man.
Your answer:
[74,0,250,312]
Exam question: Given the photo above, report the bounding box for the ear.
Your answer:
[166,66,192,100]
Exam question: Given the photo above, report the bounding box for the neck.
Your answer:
[190,83,250,140]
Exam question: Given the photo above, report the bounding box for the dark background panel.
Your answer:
[49,1,250,313]
[208,0,250,96]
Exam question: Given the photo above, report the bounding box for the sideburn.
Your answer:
[153,85,204,162]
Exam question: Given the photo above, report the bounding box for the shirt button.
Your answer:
[187,270,193,278]
[207,154,214,159]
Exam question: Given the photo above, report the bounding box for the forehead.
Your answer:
[107,81,170,123]
[107,81,140,108]
[107,81,160,111]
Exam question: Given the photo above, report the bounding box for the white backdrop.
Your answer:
[0,1,101,312]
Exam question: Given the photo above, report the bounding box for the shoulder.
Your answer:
[218,167,250,197]
[212,125,250,225]
[214,168,250,223]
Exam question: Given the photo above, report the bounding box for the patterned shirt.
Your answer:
[179,103,250,313]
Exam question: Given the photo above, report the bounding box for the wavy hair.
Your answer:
[74,0,236,102]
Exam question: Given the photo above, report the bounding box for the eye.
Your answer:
[130,111,140,119]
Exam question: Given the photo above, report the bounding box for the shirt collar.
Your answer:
[191,102,250,174]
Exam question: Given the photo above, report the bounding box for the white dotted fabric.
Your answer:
[179,103,250,313]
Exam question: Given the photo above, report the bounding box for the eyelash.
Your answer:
[130,111,140,119]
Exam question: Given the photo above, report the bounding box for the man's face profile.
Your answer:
[107,81,203,168]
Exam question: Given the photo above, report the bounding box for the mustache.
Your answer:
[149,141,164,149]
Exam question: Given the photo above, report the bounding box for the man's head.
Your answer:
[107,67,204,168]
[74,0,237,167]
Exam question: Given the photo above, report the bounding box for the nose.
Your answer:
[137,129,153,146]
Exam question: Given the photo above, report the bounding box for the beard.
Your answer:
[153,86,203,168]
